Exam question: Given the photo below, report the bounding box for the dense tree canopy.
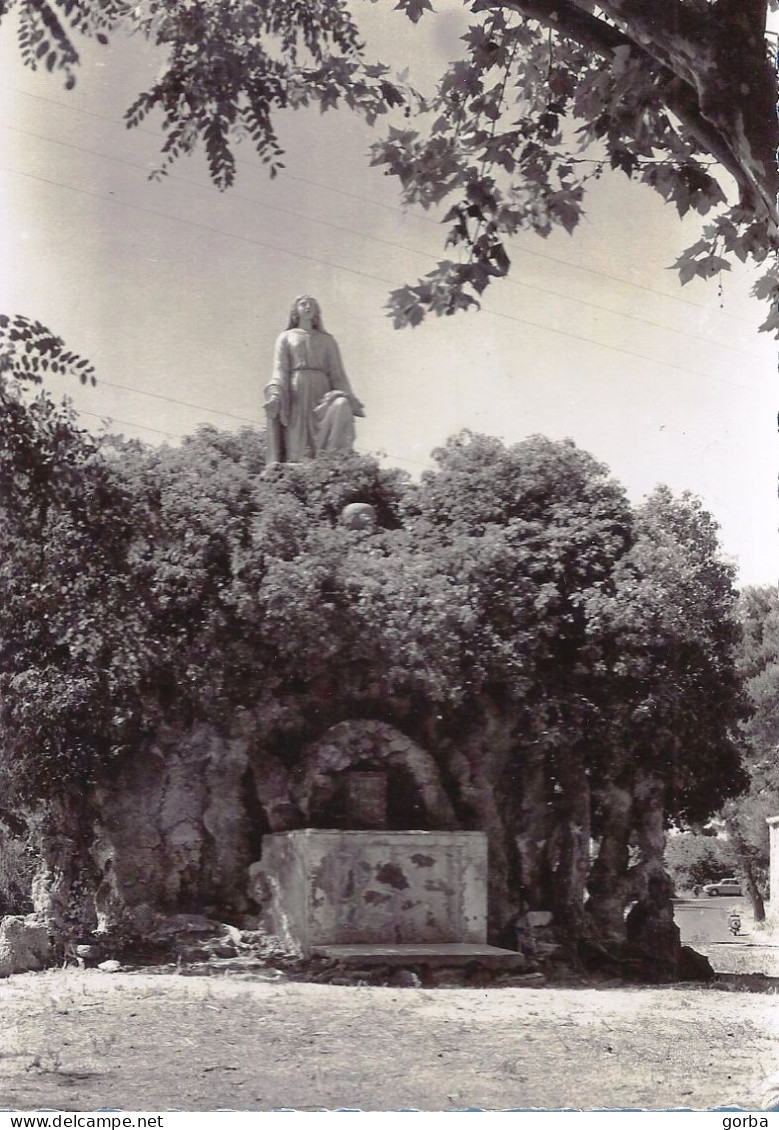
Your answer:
[0,374,748,951]
[737,585,779,765]
[717,585,779,917]
[665,830,735,893]
[588,486,748,824]
[2,0,777,328]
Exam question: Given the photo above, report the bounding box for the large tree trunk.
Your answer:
[445,700,525,944]
[724,813,766,923]
[504,0,778,222]
[624,771,682,979]
[630,771,669,888]
[31,795,99,943]
[585,775,634,942]
[514,743,554,909]
[548,746,591,936]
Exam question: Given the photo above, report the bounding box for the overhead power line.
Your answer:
[77,407,185,440]
[5,83,763,328]
[2,164,769,401]
[0,119,767,362]
[96,378,261,426]
[78,407,435,472]
[4,165,395,286]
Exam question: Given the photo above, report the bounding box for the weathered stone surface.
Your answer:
[87,726,256,929]
[30,796,100,936]
[32,717,466,939]
[388,968,422,987]
[526,910,553,928]
[143,912,227,940]
[340,503,377,531]
[293,720,458,830]
[678,945,715,982]
[343,771,388,829]
[0,915,51,977]
[256,829,488,956]
[250,753,299,832]
[311,943,524,968]
[247,863,273,909]
[445,709,525,939]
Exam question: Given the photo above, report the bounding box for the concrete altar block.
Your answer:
[259,829,488,955]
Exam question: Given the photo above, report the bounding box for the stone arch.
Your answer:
[291,719,459,830]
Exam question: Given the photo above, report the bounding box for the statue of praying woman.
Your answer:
[263,295,365,465]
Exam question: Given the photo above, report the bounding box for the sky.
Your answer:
[0,1,776,586]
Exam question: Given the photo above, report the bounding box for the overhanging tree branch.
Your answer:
[484,0,778,221]
[479,0,634,57]
[1,0,778,328]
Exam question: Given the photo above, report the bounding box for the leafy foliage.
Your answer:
[373,2,778,328]
[584,487,747,824]
[0,382,747,934]
[665,832,736,892]
[0,316,97,522]
[0,765,39,915]
[0,315,96,387]
[737,585,779,764]
[2,1,775,327]
[717,585,779,908]
[3,0,407,187]
[0,380,155,796]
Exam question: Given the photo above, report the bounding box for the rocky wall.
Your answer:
[32,717,465,937]
[86,725,258,930]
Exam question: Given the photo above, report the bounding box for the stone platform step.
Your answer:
[311,943,524,968]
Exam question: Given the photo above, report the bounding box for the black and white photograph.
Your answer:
[0,0,777,1115]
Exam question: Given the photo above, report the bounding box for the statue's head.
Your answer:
[340,502,378,532]
[287,295,324,331]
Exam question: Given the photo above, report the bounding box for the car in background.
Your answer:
[701,877,743,897]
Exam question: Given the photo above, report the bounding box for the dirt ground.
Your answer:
[0,969,777,1112]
